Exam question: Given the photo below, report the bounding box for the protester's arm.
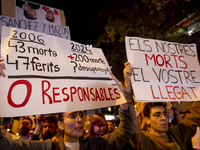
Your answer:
[109,71,128,110]
[102,66,149,149]
[123,62,152,149]
[123,62,144,144]
[171,101,200,141]
[124,62,132,93]
[0,128,54,150]
[30,115,44,140]
[123,62,137,127]
[181,101,200,127]
[100,100,133,149]
[0,58,6,77]
[94,71,132,149]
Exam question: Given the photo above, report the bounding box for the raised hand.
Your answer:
[109,71,124,95]
[123,62,133,92]
[109,71,128,110]
[35,114,44,127]
[123,62,133,82]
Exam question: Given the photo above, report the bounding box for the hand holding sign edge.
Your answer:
[124,62,133,93]
[109,71,128,110]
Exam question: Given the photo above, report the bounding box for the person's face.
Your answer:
[62,111,85,141]
[42,121,57,140]
[20,119,32,135]
[146,106,169,136]
[93,119,107,137]
[107,121,115,133]
[29,8,37,18]
[46,10,54,20]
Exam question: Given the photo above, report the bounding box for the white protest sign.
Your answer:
[0,26,126,117]
[15,0,61,25]
[125,36,200,102]
[0,15,70,44]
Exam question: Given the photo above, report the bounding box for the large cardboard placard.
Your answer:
[1,0,66,26]
[0,26,126,117]
[0,15,70,44]
[125,36,200,102]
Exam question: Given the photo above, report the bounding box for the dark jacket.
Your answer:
[125,92,200,150]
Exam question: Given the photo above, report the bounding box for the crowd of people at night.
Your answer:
[0,58,200,150]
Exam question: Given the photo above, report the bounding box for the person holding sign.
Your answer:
[123,62,200,150]
[0,59,134,150]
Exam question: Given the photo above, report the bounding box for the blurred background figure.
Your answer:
[30,115,58,140]
[84,115,91,134]
[136,101,150,131]
[107,121,115,133]
[84,112,107,139]
[170,102,194,150]
[18,117,33,140]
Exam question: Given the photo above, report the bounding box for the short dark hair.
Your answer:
[22,117,33,126]
[43,115,58,127]
[143,102,167,118]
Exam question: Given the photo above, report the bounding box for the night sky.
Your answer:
[30,0,108,45]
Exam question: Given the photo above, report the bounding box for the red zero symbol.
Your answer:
[7,80,32,108]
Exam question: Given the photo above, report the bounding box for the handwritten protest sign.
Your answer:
[125,36,200,102]
[0,26,126,117]
[0,15,70,44]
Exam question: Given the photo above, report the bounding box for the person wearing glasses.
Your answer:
[53,72,133,150]
[123,61,200,150]
[142,102,170,136]
[0,58,134,150]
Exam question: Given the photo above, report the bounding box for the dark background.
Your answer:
[28,0,108,45]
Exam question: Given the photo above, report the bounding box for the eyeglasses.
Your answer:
[151,112,170,118]
[65,111,85,121]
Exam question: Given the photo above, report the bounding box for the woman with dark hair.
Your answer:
[84,112,107,139]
